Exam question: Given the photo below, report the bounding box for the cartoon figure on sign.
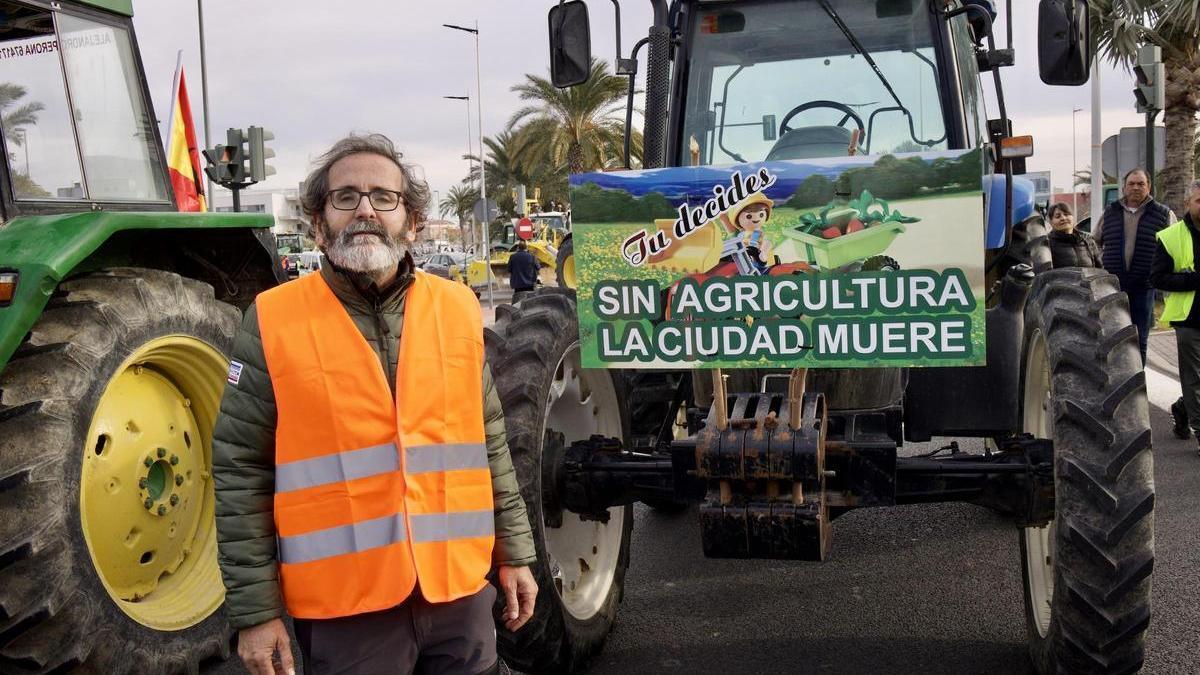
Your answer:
[719,193,775,275]
[657,191,814,322]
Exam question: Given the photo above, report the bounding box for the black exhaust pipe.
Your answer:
[642,0,670,169]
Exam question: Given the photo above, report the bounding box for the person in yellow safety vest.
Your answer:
[211,134,538,675]
[1150,180,1200,455]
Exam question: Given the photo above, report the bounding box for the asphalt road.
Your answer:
[206,333,1200,675]
[584,333,1199,675]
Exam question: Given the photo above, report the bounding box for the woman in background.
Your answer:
[1046,202,1102,268]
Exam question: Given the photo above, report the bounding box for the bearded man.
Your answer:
[211,134,537,675]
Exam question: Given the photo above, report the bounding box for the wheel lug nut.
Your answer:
[138,478,147,489]
[156,448,166,458]
[144,498,153,509]
[144,457,153,467]
[157,505,167,515]
[169,494,179,506]
[169,455,179,465]
[175,475,184,486]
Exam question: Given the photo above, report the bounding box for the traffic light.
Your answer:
[201,145,231,184]
[1133,45,1164,113]
[224,128,247,183]
[248,126,276,182]
[203,128,248,187]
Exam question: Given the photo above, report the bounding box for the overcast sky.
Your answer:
[131,1,1152,207]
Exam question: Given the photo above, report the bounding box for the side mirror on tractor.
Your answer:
[1037,0,1091,86]
[548,0,592,88]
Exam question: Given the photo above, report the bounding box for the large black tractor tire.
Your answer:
[486,288,633,673]
[989,213,1052,298]
[555,235,575,289]
[0,269,239,674]
[1018,268,1154,674]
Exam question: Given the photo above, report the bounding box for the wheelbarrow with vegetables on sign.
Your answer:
[779,189,920,273]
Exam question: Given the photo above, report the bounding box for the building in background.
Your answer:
[210,188,307,237]
[1051,190,1092,220]
[1024,171,1052,209]
[423,218,464,243]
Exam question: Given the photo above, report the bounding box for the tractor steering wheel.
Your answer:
[778,99,866,140]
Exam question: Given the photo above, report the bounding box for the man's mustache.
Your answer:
[340,220,390,242]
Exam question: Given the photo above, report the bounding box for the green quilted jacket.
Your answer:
[211,259,536,630]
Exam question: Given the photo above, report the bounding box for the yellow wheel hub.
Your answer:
[80,336,227,630]
[562,254,577,289]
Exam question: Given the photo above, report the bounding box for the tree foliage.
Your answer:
[797,150,983,203]
[0,82,44,149]
[508,58,640,176]
[438,184,479,247]
[569,183,676,223]
[453,59,642,216]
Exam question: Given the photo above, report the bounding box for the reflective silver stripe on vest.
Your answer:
[275,443,399,493]
[410,510,495,542]
[278,512,408,564]
[405,443,488,474]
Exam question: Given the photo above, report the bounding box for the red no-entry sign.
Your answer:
[516,217,534,240]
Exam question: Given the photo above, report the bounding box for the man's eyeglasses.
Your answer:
[326,188,405,212]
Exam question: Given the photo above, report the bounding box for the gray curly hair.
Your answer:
[300,133,430,231]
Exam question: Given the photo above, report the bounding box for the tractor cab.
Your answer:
[674,0,981,166]
[0,0,172,220]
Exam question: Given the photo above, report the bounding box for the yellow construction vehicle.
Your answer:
[465,214,566,291]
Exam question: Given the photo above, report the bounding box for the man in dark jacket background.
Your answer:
[1094,168,1176,363]
[211,134,538,675]
[1150,180,1200,450]
[507,240,540,293]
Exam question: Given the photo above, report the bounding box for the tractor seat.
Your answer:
[766,125,855,161]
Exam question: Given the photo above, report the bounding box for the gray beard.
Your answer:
[322,220,408,277]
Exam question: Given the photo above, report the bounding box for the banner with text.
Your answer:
[570,149,986,369]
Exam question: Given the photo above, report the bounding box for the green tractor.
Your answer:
[0,1,281,671]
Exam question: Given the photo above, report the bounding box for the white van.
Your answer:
[297,251,324,276]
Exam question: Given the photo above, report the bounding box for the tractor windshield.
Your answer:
[679,0,950,166]
[0,1,168,204]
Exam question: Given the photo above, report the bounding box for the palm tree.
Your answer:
[439,184,479,248]
[0,83,44,149]
[1073,167,1116,188]
[1092,1,1200,211]
[462,129,533,217]
[508,59,641,176]
[464,130,525,190]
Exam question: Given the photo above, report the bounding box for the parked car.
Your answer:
[422,252,471,285]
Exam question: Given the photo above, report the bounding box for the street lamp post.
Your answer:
[1072,107,1082,216]
[444,21,493,309]
[444,96,475,190]
[442,94,477,218]
[197,0,213,202]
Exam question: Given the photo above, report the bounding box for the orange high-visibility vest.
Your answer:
[255,270,493,619]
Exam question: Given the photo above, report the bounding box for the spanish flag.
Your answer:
[165,51,206,212]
